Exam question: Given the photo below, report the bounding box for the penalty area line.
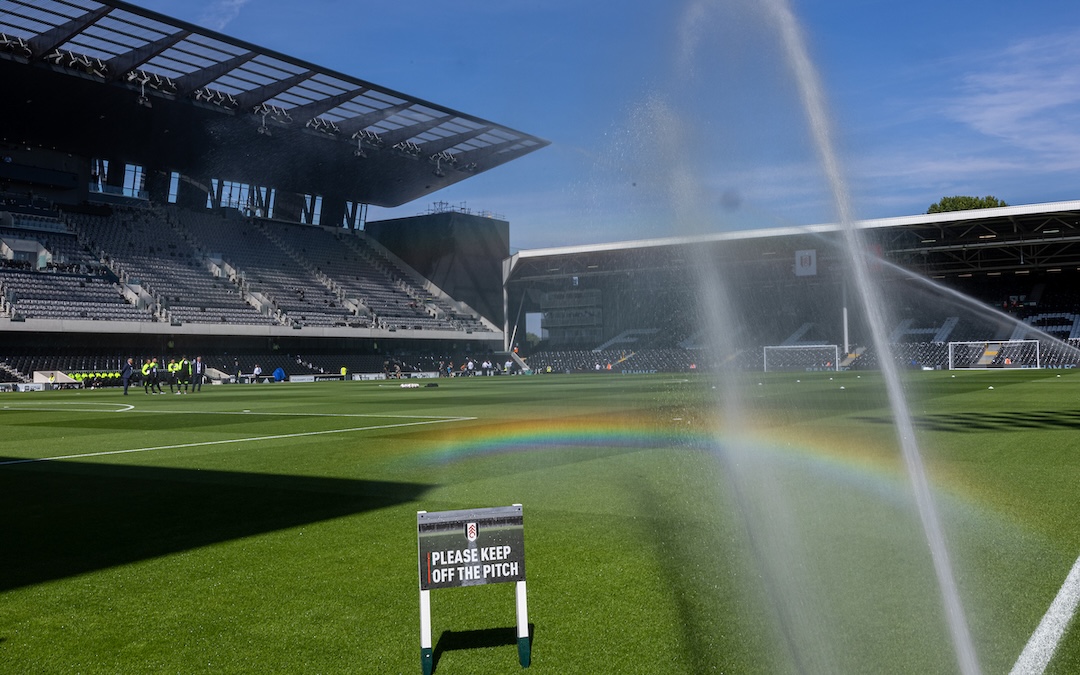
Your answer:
[0,416,476,467]
[1010,553,1080,675]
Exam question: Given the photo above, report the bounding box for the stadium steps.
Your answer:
[978,345,1000,366]
[840,347,865,369]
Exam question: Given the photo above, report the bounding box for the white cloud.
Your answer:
[943,29,1080,166]
[199,0,251,32]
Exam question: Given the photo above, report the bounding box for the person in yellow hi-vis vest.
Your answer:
[167,358,181,394]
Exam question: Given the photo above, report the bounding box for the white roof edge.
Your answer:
[516,200,1080,259]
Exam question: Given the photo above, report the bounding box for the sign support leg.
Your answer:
[420,588,433,675]
[515,580,531,667]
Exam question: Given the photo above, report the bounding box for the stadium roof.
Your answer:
[510,200,1080,279]
[0,0,548,207]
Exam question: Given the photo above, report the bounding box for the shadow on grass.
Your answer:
[855,409,1080,432]
[0,458,432,591]
[432,624,533,673]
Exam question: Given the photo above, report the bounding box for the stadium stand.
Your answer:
[0,268,151,322]
[175,210,354,328]
[67,205,274,325]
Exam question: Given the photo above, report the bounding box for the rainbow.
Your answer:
[403,413,999,512]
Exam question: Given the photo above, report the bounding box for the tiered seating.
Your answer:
[0,361,25,383]
[328,232,456,331]
[526,348,697,373]
[334,232,484,331]
[178,212,353,327]
[253,221,376,327]
[69,207,275,325]
[302,353,428,375]
[0,225,100,272]
[1042,339,1080,367]
[0,269,151,321]
[4,353,126,377]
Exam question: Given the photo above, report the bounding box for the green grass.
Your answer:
[2,371,1080,673]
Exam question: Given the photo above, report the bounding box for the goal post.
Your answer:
[763,344,840,373]
[947,339,1041,370]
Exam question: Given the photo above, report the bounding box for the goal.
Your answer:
[947,339,1041,370]
[763,345,840,372]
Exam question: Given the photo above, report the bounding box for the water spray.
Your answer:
[763,1,983,672]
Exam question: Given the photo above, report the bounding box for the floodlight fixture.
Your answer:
[135,74,152,108]
[305,117,340,135]
[0,33,31,57]
[393,140,422,156]
[430,151,455,177]
[351,129,384,150]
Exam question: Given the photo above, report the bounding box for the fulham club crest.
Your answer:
[465,522,478,542]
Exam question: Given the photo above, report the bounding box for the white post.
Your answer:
[418,511,433,675]
[419,589,433,673]
[515,580,531,667]
[842,279,850,356]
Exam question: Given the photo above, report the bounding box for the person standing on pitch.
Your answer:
[192,356,205,392]
[142,357,153,394]
[179,355,191,393]
[147,357,164,394]
[167,358,180,394]
[121,357,135,395]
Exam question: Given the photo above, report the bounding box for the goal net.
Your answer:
[763,345,840,372]
[947,339,1041,370]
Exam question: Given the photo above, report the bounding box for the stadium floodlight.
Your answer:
[305,117,340,135]
[393,140,422,156]
[256,109,271,136]
[0,33,31,57]
[351,129,384,154]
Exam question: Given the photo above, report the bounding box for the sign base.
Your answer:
[421,647,433,675]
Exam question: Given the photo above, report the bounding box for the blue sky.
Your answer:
[140,0,1080,249]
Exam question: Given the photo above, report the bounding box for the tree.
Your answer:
[927,195,1008,214]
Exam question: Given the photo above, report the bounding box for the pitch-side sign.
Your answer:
[417,505,530,673]
[418,505,525,589]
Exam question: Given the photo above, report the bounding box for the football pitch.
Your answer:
[2,371,1079,674]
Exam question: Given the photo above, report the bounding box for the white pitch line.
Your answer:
[1010,553,1080,675]
[124,410,464,419]
[0,416,476,467]
[0,403,461,420]
[0,403,135,413]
